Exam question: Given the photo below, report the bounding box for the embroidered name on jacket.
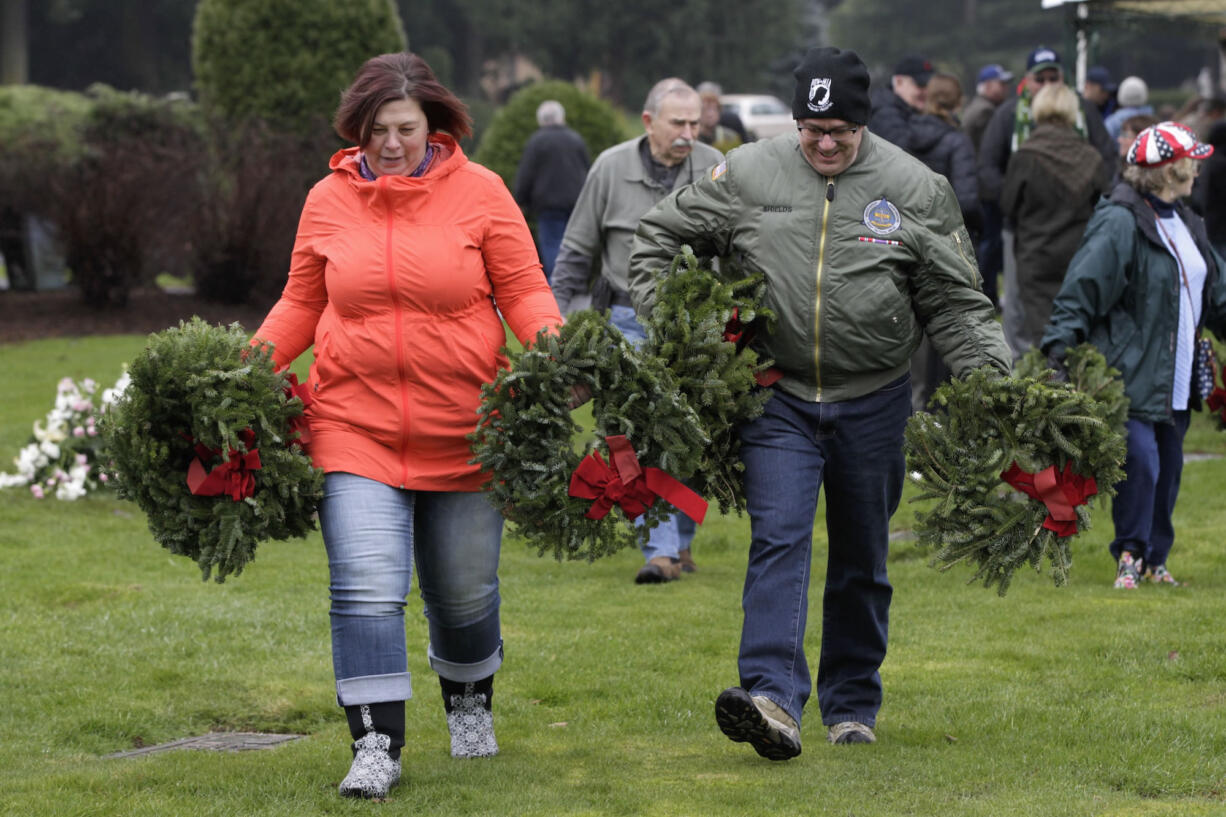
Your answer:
[762,205,793,213]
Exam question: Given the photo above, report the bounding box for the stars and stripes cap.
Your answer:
[1127,121,1214,168]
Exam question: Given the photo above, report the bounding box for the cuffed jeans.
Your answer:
[609,304,696,561]
[1109,412,1190,569]
[319,472,504,706]
[736,376,910,729]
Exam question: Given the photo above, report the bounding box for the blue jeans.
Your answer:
[1110,413,1190,568]
[736,377,910,728]
[536,209,571,283]
[609,305,697,561]
[319,472,504,706]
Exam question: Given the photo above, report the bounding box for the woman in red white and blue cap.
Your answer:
[1041,122,1226,589]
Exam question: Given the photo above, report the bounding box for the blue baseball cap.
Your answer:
[1086,65,1115,89]
[977,64,1014,83]
[1026,46,1061,75]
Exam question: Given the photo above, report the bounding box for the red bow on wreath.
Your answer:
[187,428,262,501]
[568,435,708,524]
[283,371,314,446]
[723,307,781,387]
[1000,461,1097,537]
[1207,384,1226,427]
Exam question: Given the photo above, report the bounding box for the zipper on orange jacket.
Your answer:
[381,180,413,488]
[814,178,834,400]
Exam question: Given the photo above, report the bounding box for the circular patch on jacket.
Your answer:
[862,197,901,235]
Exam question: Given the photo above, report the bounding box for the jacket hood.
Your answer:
[328,133,466,189]
[1107,180,1216,271]
[909,114,955,153]
[1016,123,1102,197]
[870,88,910,116]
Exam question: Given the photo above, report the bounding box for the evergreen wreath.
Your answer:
[639,247,775,515]
[100,318,323,582]
[905,344,1128,595]
[470,254,771,561]
[470,309,708,561]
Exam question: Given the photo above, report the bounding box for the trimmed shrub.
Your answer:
[0,86,92,290]
[1,85,206,305]
[190,119,337,306]
[48,85,207,307]
[473,80,632,189]
[192,0,407,132]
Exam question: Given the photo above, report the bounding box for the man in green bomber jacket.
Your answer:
[628,46,1010,758]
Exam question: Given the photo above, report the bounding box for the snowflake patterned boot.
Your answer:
[339,702,404,799]
[441,675,498,758]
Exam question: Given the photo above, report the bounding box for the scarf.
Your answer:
[359,142,436,180]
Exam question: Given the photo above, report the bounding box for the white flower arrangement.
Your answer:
[0,371,130,500]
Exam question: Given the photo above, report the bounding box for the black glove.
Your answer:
[1046,351,1069,384]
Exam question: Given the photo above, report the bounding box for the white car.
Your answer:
[719,94,794,140]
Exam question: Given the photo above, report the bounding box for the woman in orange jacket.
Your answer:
[253,52,562,799]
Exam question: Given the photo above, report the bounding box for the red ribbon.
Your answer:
[283,372,313,446]
[568,435,708,524]
[723,307,750,346]
[1207,385,1226,425]
[1000,461,1097,537]
[187,428,262,501]
[722,307,782,387]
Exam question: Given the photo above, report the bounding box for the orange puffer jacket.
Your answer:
[254,135,562,491]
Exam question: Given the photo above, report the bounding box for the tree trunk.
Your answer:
[1,0,29,85]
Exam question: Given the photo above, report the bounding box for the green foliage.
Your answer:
[52,85,206,306]
[0,84,207,303]
[0,86,92,271]
[471,310,708,561]
[905,346,1128,595]
[471,256,772,560]
[473,80,629,188]
[100,319,323,582]
[641,247,774,515]
[488,0,810,107]
[192,0,407,130]
[0,85,92,172]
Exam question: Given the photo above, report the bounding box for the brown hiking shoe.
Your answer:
[715,686,801,760]
[634,556,681,584]
[678,548,697,573]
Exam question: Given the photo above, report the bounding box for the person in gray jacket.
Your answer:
[629,46,1009,757]
[552,78,722,584]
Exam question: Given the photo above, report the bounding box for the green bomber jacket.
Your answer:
[628,129,1010,403]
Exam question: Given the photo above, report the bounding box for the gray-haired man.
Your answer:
[551,78,722,583]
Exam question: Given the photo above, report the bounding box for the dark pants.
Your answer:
[977,201,1002,309]
[735,376,910,728]
[1110,413,1190,569]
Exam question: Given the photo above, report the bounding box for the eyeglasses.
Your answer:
[797,124,859,143]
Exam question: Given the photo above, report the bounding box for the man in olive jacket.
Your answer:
[628,46,1010,758]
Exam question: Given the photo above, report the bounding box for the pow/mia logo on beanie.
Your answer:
[791,46,871,126]
[808,78,832,114]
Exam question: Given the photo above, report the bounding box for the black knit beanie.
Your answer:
[791,47,872,125]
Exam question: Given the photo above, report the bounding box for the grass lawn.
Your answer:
[1,335,1225,816]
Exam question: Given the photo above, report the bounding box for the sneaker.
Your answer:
[447,685,499,758]
[338,731,401,799]
[1145,564,1180,586]
[1114,552,1140,589]
[678,548,698,574]
[714,686,801,761]
[827,721,876,744]
[635,556,681,584]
